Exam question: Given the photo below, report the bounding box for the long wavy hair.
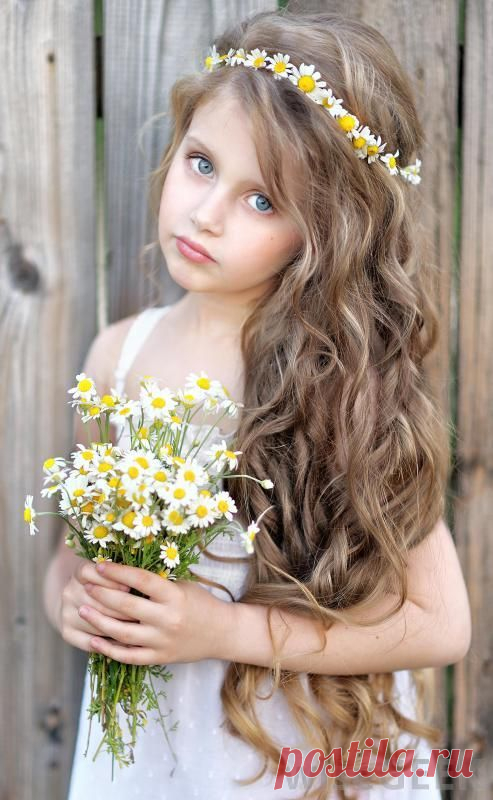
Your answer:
[142,9,451,798]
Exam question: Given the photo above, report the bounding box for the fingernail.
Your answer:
[86,583,94,592]
[96,563,105,573]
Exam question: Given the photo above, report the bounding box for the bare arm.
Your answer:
[42,316,135,633]
[221,518,472,674]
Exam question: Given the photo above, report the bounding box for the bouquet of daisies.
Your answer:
[24,370,273,777]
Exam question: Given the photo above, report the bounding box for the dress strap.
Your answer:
[113,306,171,396]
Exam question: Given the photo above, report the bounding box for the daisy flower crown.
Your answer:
[203,45,421,185]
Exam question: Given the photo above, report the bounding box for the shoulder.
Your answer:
[81,313,141,396]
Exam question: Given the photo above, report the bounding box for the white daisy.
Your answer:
[228,48,247,66]
[133,509,161,539]
[207,440,242,473]
[351,125,377,160]
[58,474,90,514]
[176,459,208,486]
[162,506,191,536]
[337,112,360,139]
[288,63,326,98]
[399,158,422,185]
[160,540,181,568]
[184,371,223,402]
[318,88,345,117]
[83,523,117,548]
[214,491,238,521]
[23,495,39,536]
[67,372,97,403]
[186,495,219,528]
[109,399,142,427]
[380,149,400,175]
[163,479,199,508]
[204,44,223,72]
[140,381,177,422]
[113,509,140,539]
[244,48,268,69]
[265,52,293,80]
[175,387,203,409]
[240,522,260,554]
[366,134,387,164]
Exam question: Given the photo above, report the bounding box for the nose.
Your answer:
[190,185,226,234]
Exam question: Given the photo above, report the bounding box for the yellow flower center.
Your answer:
[98,461,112,473]
[170,415,181,424]
[137,427,149,439]
[145,533,155,544]
[165,545,178,560]
[389,156,396,169]
[81,502,94,514]
[94,525,108,539]
[168,510,184,525]
[224,450,236,460]
[142,515,153,528]
[105,511,116,522]
[218,500,229,513]
[44,458,55,470]
[321,96,334,108]
[205,55,213,69]
[253,56,265,68]
[197,377,211,390]
[274,62,286,74]
[298,75,316,93]
[24,508,32,523]
[135,456,149,469]
[339,115,356,132]
[196,505,208,518]
[101,394,115,407]
[154,470,166,482]
[128,466,139,479]
[367,144,378,156]
[78,378,93,392]
[173,487,186,500]
[151,397,166,408]
[73,488,85,497]
[82,450,93,461]
[199,489,211,497]
[89,407,101,417]
[353,136,366,150]
[109,476,119,487]
[183,469,196,482]
[122,511,136,528]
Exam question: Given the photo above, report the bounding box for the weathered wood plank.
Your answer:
[0,2,96,799]
[453,0,493,796]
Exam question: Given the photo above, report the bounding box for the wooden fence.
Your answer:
[0,0,489,798]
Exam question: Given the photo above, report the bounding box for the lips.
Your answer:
[176,236,215,261]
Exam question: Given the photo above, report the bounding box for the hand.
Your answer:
[78,561,235,666]
[59,557,132,653]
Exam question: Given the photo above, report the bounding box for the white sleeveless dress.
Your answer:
[67,305,442,799]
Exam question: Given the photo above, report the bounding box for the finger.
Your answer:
[78,606,150,648]
[89,635,155,665]
[81,589,135,622]
[95,561,169,601]
[77,560,131,593]
[85,583,151,622]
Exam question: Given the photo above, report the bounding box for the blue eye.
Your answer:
[187,154,213,176]
[185,153,274,215]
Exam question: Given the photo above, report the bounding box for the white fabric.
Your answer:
[67,305,442,799]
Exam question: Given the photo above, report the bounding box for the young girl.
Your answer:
[44,9,471,800]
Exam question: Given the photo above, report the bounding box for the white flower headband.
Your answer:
[203,45,421,185]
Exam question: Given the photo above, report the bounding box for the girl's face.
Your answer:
[158,90,303,303]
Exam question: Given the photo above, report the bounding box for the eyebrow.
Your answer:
[183,134,269,193]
